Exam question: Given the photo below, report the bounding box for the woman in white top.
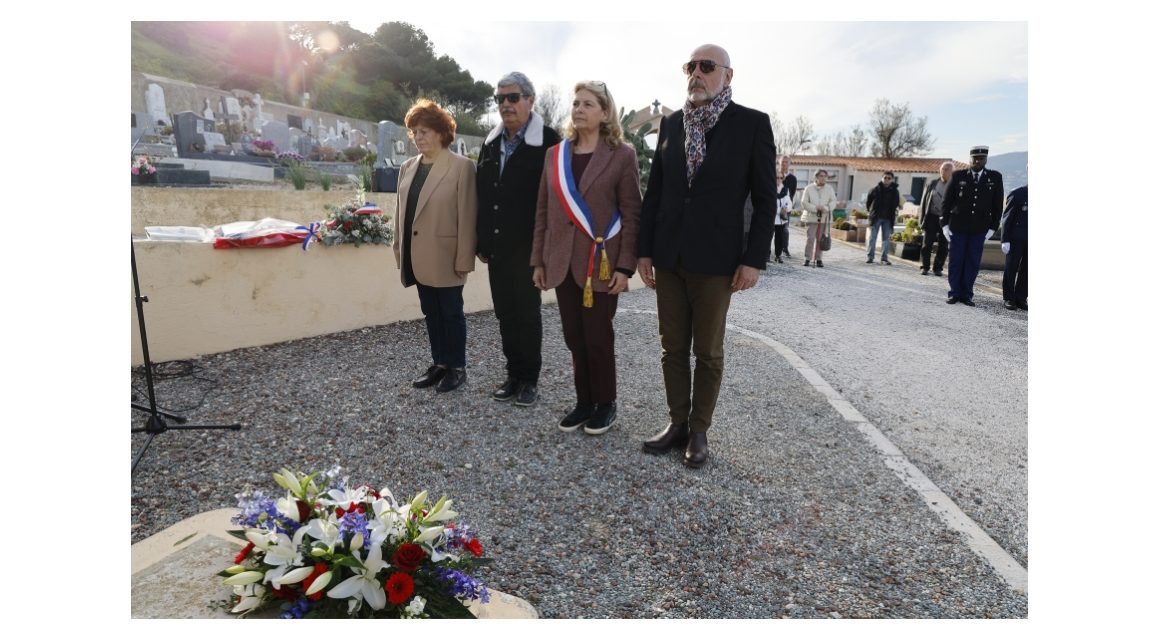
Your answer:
[771,172,793,263]
[799,169,837,267]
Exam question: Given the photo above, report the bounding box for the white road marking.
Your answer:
[619,307,1028,594]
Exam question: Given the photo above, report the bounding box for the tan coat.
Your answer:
[799,182,837,225]
[531,139,641,291]
[393,148,478,287]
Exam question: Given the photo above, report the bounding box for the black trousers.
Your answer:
[487,257,542,384]
[921,225,948,271]
[555,272,619,405]
[1003,241,1027,303]
[772,224,789,258]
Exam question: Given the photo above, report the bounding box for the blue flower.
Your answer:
[434,567,490,604]
[231,490,278,529]
[339,511,370,541]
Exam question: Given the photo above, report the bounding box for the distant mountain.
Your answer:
[986,151,1028,193]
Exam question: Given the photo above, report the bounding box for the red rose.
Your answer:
[392,543,426,572]
[296,500,311,522]
[465,539,484,557]
[385,572,415,605]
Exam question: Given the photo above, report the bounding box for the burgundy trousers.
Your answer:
[554,272,620,405]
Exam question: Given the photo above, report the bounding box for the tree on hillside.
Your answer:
[619,108,653,194]
[771,113,815,157]
[534,84,568,132]
[816,125,870,157]
[868,99,934,158]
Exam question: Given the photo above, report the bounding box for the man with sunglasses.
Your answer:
[638,44,777,469]
[476,72,563,407]
[865,171,902,265]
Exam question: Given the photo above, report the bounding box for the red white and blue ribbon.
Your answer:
[297,222,321,251]
[354,203,382,216]
[550,139,621,305]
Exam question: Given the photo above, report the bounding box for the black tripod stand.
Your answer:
[132,238,241,472]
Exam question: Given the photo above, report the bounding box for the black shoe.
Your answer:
[775,257,783,263]
[491,376,519,402]
[803,260,810,266]
[946,296,959,304]
[815,260,823,268]
[435,368,467,392]
[413,365,446,389]
[960,299,976,307]
[1004,300,1017,310]
[934,270,944,276]
[866,258,874,263]
[514,382,538,407]
[642,422,689,453]
[921,268,929,275]
[683,431,708,468]
[783,251,792,258]
[1017,301,1028,310]
[583,402,617,435]
[882,259,892,265]
[558,403,595,432]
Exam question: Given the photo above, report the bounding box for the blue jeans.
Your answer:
[867,219,892,260]
[947,231,987,301]
[416,283,467,368]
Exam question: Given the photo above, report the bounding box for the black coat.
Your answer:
[779,173,797,202]
[942,168,1004,235]
[1000,186,1027,244]
[475,122,562,264]
[919,178,948,229]
[638,102,777,276]
[866,181,901,224]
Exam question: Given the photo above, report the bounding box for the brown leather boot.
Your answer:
[642,422,689,454]
[683,431,708,468]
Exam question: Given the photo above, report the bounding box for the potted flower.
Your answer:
[851,209,869,243]
[131,155,157,185]
[252,139,277,157]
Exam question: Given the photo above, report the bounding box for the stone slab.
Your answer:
[166,158,275,182]
[131,508,537,619]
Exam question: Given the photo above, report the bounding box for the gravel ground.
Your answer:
[131,233,1027,618]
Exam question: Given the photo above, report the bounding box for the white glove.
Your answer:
[1001,242,1010,254]
[942,225,952,239]
[985,229,994,240]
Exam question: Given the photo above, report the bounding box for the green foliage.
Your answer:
[286,163,309,190]
[618,108,653,195]
[342,147,368,163]
[319,171,332,191]
[360,165,374,192]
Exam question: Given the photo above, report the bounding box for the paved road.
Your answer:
[719,225,1028,566]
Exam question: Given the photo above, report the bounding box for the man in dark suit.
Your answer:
[476,71,562,406]
[942,145,1003,306]
[637,44,776,468]
[918,161,953,276]
[1000,185,1028,310]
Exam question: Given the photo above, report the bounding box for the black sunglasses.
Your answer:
[683,59,729,75]
[493,92,526,104]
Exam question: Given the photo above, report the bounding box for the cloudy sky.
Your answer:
[348,18,1027,161]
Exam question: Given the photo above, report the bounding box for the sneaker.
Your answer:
[558,403,595,432]
[882,259,892,265]
[583,402,618,435]
[514,382,538,407]
[866,258,874,263]
[491,376,519,402]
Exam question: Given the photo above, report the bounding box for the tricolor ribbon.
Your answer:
[550,139,622,307]
[297,222,322,251]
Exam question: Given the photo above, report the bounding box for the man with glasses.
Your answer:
[866,171,902,265]
[942,145,1004,306]
[476,72,562,406]
[638,44,776,469]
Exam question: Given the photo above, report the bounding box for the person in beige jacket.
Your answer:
[799,168,836,267]
[393,99,478,393]
[532,80,641,435]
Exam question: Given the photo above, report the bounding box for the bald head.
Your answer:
[686,44,733,107]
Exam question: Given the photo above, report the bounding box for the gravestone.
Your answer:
[202,98,215,121]
[240,104,254,130]
[288,127,304,156]
[454,138,467,156]
[349,129,368,148]
[132,112,155,144]
[253,94,267,130]
[261,121,291,154]
[377,120,408,167]
[172,111,217,156]
[202,131,228,153]
[287,114,303,130]
[336,120,350,137]
[145,83,171,127]
[303,117,315,135]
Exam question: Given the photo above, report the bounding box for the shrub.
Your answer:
[319,171,332,191]
[286,163,309,190]
[342,147,368,163]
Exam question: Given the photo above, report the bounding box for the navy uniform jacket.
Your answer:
[638,102,777,276]
[1000,186,1028,244]
[942,168,1004,235]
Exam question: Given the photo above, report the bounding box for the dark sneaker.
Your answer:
[435,368,467,392]
[960,299,976,307]
[934,270,944,276]
[583,402,617,435]
[492,376,519,402]
[866,258,874,263]
[413,365,446,389]
[514,382,538,407]
[921,268,930,275]
[882,259,892,265]
[558,403,595,432]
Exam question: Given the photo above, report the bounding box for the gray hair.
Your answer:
[940,161,954,172]
[496,71,535,97]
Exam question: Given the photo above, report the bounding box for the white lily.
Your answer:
[305,570,332,596]
[276,496,302,522]
[261,531,305,586]
[230,583,267,613]
[223,570,265,586]
[303,517,342,549]
[423,496,458,522]
[326,544,387,610]
[273,468,302,494]
[277,565,316,585]
[415,525,445,545]
[409,490,429,514]
[369,500,408,547]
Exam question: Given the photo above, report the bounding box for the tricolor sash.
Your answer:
[550,139,622,307]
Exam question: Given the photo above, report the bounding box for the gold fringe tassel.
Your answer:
[599,247,611,281]
[583,276,594,308]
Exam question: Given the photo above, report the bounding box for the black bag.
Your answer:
[821,232,831,252]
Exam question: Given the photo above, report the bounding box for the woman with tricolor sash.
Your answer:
[531,80,642,436]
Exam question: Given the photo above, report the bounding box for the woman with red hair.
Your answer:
[393,99,478,393]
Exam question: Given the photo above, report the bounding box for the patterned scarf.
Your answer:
[682,85,733,186]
